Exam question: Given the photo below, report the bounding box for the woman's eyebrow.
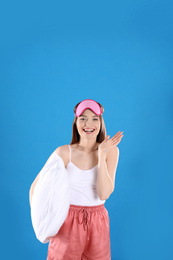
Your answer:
[79,115,99,117]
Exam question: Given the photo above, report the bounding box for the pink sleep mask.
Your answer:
[75,99,102,117]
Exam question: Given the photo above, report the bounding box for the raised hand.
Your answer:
[98,131,123,156]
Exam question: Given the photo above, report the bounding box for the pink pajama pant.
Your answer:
[47,203,111,260]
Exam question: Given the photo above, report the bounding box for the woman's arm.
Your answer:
[29,172,40,207]
[97,146,119,200]
[97,132,122,200]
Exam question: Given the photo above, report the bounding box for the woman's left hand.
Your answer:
[98,131,123,156]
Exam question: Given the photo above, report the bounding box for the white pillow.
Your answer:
[30,151,71,243]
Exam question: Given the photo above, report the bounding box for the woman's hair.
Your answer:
[70,100,107,144]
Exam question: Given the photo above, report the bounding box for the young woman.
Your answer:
[29,99,123,260]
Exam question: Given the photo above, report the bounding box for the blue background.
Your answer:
[0,0,173,259]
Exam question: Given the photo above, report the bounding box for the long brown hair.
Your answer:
[70,100,107,144]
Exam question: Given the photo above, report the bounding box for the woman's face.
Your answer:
[76,109,101,139]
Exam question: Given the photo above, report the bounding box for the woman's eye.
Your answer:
[80,118,98,121]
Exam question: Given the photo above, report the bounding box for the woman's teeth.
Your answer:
[83,129,95,133]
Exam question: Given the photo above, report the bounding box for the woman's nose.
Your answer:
[85,120,91,126]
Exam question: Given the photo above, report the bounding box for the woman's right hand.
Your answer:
[46,236,54,240]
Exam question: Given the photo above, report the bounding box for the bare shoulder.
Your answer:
[30,145,70,189]
[55,144,70,156]
[55,144,70,166]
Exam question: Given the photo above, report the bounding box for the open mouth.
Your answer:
[83,128,95,133]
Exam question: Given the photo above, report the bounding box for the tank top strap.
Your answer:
[68,144,71,162]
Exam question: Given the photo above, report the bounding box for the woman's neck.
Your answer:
[76,140,99,153]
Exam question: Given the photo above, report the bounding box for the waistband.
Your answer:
[69,203,105,212]
[69,204,106,241]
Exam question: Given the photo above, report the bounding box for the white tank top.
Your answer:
[67,145,105,206]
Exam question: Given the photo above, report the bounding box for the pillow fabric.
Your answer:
[30,151,71,243]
